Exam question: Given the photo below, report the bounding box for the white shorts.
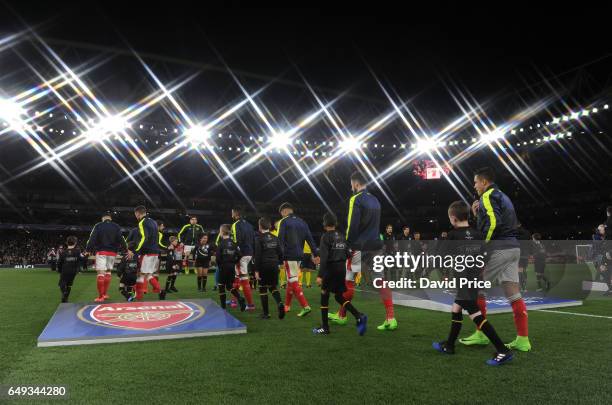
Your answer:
[183,245,195,257]
[346,250,361,281]
[235,256,252,278]
[95,254,116,272]
[283,260,300,282]
[139,255,160,274]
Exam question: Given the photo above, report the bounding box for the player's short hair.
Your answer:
[533,233,542,240]
[386,224,393,229]
[350,171,367,185]
[231,206,243,216]
[323,212,337,228]
[278,202,293,213]
[66,235,78,246]
[156,220,165,227]
[134,205,147,215]
[169,236,178,243]
[474,167,495,183]
[259,217,271,230]
[101,213,112,220]
[189,215,197,220]
[403,225,410,231]
[448,200,470,221]
[220,224,231,236]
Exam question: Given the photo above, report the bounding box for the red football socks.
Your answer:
[240,279,253,306]
[511,298,529,336]
[96,275,105,298]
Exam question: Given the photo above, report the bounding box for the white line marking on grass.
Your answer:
[536,309,612,319]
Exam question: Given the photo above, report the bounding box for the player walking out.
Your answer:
[178,216,205,275]
[57,236,86,303]
[277,202,319,317]
[230,207,256,310]
[432,201,513,366]
[254,217,285,319]
[313,213,367,336]
[86,213,125,302]
[127,206,162,300]
[330,171,396,330]
[461,167,531,352]
[216,224,246,311]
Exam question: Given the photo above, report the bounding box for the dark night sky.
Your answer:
[1,2,611,117]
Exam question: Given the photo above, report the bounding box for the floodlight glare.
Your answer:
[339,137,361,153]
[184,125,210,144]
[269,131,291,149]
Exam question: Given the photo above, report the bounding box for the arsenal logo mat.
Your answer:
[38,299,246,347]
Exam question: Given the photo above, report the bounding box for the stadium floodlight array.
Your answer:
[1,101,610,158]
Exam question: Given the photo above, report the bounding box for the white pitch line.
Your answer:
[536,309,612,319]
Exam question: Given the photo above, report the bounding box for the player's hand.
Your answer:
[255,271,260,280]
[126,250,134,260]
[312,256,320,265]
[471,200,480,216]
[316,277,322,286]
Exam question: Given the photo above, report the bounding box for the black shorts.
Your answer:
[195,258,210,268]
[518,257,529,268]
[454,268,481,301]
[59,270,78,286]
[120,272,137,286]
[300,254,315,270]
[259,263,279,287]
[534,261,546,274]
[218,264,236,289]
[321,262,346,294]
[166,260,182,273]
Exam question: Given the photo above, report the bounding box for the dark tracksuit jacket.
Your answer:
[476,184,519,252]
[178,223,205,246]
[346,189,383,251]
[231,218,255,256]
[133,217,160,255]
[86,220,125,255]
[277,214,318,261]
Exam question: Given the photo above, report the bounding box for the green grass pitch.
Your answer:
[0,268,611,404]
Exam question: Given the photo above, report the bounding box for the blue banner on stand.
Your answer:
[38,299,246,347]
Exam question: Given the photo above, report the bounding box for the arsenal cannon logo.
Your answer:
[78,301,205,331]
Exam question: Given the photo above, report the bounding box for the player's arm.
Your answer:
[317,234,329,279]
[231,222,239,244]
[304,222,319,257]
[134,220,148,253]
[346,195,362,245]
[276,238,284,265]
[177,224,189,243]
[85,223,99,253]
[278,219,286,248]
[158,232,167,249]
[480,191,502,242]
[117,226,127,250]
